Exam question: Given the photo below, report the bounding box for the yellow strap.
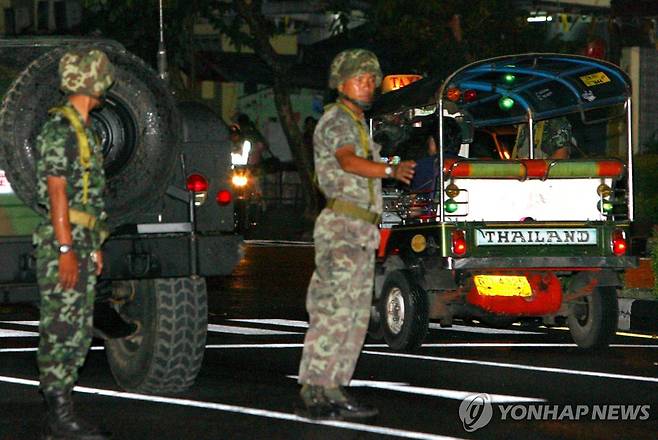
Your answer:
[48,106,91,205]
[513,121,546,159]
[334,103,376,207]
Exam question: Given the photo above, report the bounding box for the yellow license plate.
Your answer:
[474,275,532,297]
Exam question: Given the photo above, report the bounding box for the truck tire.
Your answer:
[567,286,618,349]
[105,277,207,394]
[378,270,429,352]
[0,43,180,226]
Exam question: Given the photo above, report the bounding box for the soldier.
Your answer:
[34,49,114,440]
[513,116,573,159]
[296,49,415,420]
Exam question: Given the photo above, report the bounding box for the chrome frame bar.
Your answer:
[626,97,634,221]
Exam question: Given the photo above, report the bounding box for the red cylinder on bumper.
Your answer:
[466,271,562,315]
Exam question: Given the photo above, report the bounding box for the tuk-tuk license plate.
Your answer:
[474,275,532,297]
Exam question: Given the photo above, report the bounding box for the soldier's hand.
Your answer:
[58,252,79,290]
[93,250,104,276]
[393,160,416,185]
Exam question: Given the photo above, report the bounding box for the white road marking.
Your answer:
[229,319,309,328]
[429,323,541,335]
[0,320,39,326]
[0,329,38,337]
[363,350,658,384]
[286,376,544,403]
[0,375,464,440]
[207,324,300,336]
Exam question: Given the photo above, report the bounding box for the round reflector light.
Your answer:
[498,96,515,110]
[186,173,209,192]
[216,190,232,205]
[463,89,477,102]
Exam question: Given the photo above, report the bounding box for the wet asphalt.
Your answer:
[1,243,658,440]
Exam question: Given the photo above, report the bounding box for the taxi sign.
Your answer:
[382,74,422,93]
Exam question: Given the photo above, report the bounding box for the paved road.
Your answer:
[1,244,658,439]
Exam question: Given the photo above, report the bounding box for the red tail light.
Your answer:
[611,229,627,256]
[452,229,467,256]
[186,173,209,192]
[216,189,232,205]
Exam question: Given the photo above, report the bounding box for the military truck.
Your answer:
[368,54,637,352]
[0,38,241,394]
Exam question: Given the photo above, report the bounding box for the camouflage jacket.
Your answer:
[314,102,383,213]
[34,101,106,250]
[515,117,573,159]
[313,102,382,249]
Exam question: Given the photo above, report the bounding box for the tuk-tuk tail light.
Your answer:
[452,229,467,256]
[611,229,627,256]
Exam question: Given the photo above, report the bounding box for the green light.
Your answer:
[503,73,516,83]
[498,96,515,110]
[598,200,614,214]
[445,199,458,213]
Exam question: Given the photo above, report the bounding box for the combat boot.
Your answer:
[42,388,110,440]
[324,386,379,419]
[295,385,341,420]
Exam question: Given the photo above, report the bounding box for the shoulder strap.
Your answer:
[48,106,91,205]
[334,103,375,207]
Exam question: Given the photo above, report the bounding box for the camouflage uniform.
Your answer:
[515,116,573,159]
[34,50,111,393]
[298,102,382,387]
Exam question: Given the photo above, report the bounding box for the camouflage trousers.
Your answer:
[298,212,375,388]
[36,243,97,393]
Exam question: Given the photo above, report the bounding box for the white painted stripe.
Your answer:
[229,319,309,328]
[0,321,39,326]
[0,375,464,440]
[0,329,38,337]
[286,376,544,404]
[207,324,300,336]
[363,350,658,384]
[244,240,314,247]
[4,342,658,354]
[429,323,541,335]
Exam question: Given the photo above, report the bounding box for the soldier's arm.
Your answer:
[335,145,415,184]
[47,176,79,290]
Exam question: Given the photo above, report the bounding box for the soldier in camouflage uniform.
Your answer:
[514,116,573,159]
[296,49,415,420]
[34,49,114,440]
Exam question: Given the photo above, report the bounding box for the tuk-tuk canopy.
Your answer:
[372,54,632,128]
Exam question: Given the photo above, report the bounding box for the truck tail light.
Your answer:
[216,189,232,205]
[611,229,627,256]
[452,229,467,256]
[186,173,209,192]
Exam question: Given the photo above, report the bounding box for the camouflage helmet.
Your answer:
[328,49,382,89]
[59,49,114,97]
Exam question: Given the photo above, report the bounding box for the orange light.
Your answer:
[216,189,232,205]
[447,88,461,102]
[452,229,467,256]
[186,173,208,192]
[612,229,627,256]
[381,74,423,93]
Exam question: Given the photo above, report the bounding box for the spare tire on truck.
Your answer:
[0,42,180,226]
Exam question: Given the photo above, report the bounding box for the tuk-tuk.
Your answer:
[369,53,638,351]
